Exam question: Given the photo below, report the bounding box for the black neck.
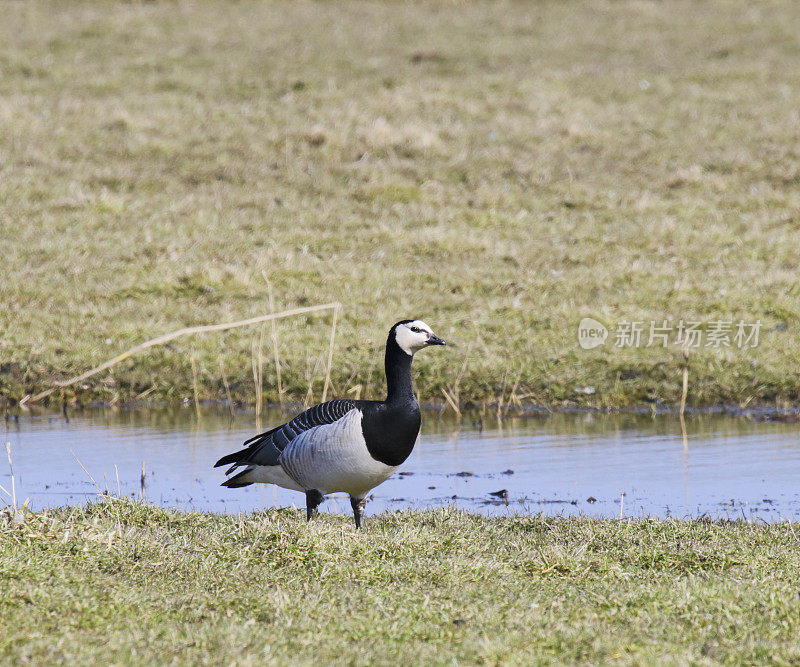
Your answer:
[385,335,415,404]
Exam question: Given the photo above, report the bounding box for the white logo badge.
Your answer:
[578,318,608,350]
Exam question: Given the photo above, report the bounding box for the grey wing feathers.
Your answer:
[214,399,357,469]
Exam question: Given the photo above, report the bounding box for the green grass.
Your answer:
[2,0,800,409]
[2,501,800,663]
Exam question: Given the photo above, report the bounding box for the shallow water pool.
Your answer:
[3,407,799,521]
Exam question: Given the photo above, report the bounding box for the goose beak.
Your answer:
[427,334,446,346]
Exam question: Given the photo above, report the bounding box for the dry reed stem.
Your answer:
[24,303,341,404]
[445,342,472,412]
[496,371,508,423]
[70,450,108,498]
[140,461,146,501]
[680,347,690,417]
[441,388,461,417]
[190,351,201,419]
[5,442,16,510]
[251,334,264,431]
[303,380,315,411]
[302,349,328,410]
[321,304,339,403]
[218,359,235,419]
[250,342,258,410]
[303,347,313,410]
[134,385,157,401]
[503,372,523,417]
[680,413,689,456]
[258,324,265,411]
[262,272,284,407]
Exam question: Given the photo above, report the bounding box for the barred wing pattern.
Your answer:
[215,399,358,470]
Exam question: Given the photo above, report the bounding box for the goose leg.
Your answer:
[306,489,324,522]
[350,496,367,529]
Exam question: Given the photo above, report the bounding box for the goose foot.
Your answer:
[350,496,367,529]
[306,489,324,522]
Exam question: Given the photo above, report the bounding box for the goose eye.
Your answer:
[410,326,421,333]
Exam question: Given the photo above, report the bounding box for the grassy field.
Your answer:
[2,0,800,409]
[0,501,798,664]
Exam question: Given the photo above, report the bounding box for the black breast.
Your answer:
[358,400,421,467]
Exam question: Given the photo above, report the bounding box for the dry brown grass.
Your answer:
[1,1,800,409]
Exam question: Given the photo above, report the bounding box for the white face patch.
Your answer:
[394,320,435,356]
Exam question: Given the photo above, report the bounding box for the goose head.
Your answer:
[392,319,446,356]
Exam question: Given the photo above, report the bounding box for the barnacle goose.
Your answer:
[214,320,446,528]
